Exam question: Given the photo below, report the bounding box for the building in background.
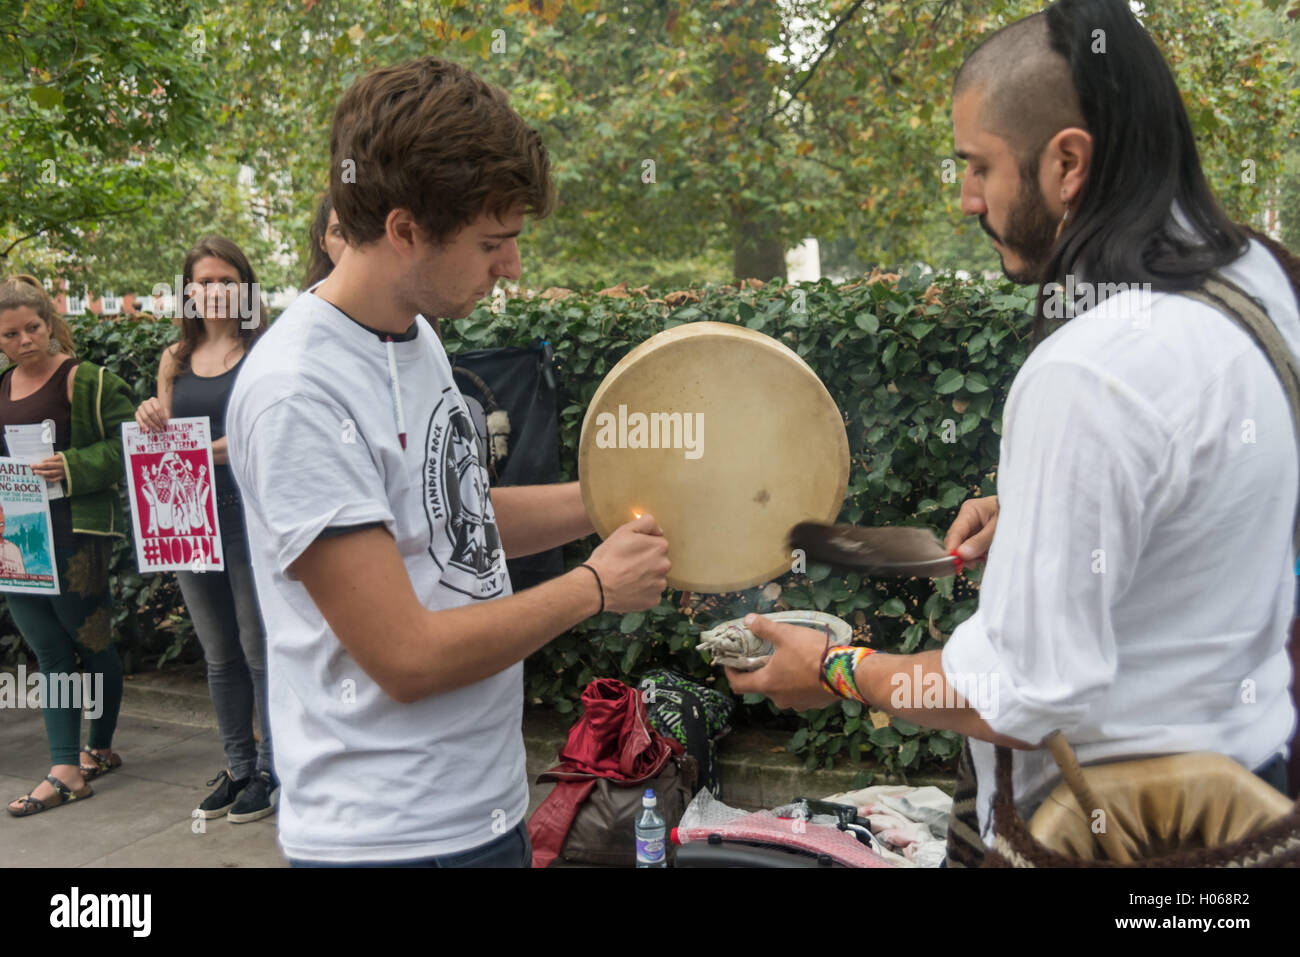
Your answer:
[785,238,821,283]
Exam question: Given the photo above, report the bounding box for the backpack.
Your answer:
[638,669,734,796]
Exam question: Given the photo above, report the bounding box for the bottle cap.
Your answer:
[643,788,656,806]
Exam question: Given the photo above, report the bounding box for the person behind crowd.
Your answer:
[134,236,275,823]
[303,192,347,290]
[729,0,1298,863]
[304,191,448,340]
[1,274,136,817]
[225,57,670,867]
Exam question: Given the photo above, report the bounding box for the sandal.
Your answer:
[79,747,122,781]
[7,774,94,817]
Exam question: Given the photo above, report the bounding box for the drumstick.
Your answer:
[788,522,962,578]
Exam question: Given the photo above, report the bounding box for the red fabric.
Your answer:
[528,779,598,869]
[527,678,680,868]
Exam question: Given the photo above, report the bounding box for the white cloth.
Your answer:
[942,239,1300,840]
[226,292,525,863]
[822,784,954,867]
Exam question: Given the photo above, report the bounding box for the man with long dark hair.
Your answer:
[729,0,1298,863]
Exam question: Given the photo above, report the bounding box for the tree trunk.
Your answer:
[732,217,786,282]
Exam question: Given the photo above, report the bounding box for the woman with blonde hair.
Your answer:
[1,275,136,816]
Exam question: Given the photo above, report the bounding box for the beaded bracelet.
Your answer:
[819,644,875,703]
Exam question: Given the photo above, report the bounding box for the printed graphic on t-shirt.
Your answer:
[423,386,507,599]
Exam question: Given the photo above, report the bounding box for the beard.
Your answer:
[983,162,1061,285]
[398,274,447,327]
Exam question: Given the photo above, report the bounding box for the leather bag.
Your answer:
[553,753,698,867]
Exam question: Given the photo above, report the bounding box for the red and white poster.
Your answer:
[122,417,224,573]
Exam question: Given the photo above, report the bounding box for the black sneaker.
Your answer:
[228,770,279,824]
[197,769,249,819]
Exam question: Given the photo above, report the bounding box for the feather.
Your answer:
[486,409,511,464]
[788,522,959,578]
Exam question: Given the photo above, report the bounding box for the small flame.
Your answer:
[633,509,643,519]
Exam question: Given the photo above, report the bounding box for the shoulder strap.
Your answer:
[1183,276,1300,557]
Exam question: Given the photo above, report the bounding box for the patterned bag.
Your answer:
[638,669,733,796]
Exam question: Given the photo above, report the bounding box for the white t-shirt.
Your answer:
[225,292,526,862]
[943,238,1300,840]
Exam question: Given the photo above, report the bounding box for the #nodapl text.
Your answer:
[149,535,218,565]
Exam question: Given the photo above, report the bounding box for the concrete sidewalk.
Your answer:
[1,668,952,868]
[0,677,561,868]
[0,706,287,867]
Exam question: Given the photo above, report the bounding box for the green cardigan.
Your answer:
[0,359,136,539]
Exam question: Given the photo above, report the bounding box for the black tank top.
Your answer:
[170,352,246,499]
[0,359,76,545]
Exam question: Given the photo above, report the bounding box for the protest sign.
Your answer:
[0,456,59,595]
[123,417,224,573]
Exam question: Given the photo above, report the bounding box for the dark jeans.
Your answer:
[174,500,272,779]
[1254,752,1288,794]
[288,819,532,869]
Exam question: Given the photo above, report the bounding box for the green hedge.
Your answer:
[442,269,1033,784]
[1,271,1034,784]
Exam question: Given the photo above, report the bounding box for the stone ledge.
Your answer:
[521,705,956,809]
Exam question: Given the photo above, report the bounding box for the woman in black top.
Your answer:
[1,275,134,817]
[135,236,276,823]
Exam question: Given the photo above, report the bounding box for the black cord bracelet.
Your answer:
[578,562,604,614]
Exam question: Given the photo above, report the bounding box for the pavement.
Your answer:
[0,668,953,868]
[0,707,286,867]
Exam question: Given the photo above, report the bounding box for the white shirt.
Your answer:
[942,239,1300,839]
[226,292,525,862]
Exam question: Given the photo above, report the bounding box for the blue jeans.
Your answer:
[288,820,532,869]
[174,500,272,779]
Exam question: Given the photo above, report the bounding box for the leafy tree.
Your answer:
[0,0,212,280]
[3,0,1293,293]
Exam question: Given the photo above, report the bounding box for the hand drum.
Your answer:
[578,321,849,593]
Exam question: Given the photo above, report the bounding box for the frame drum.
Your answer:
[579,321,849,593]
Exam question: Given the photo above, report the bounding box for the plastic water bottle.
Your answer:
[635,788,666,868]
